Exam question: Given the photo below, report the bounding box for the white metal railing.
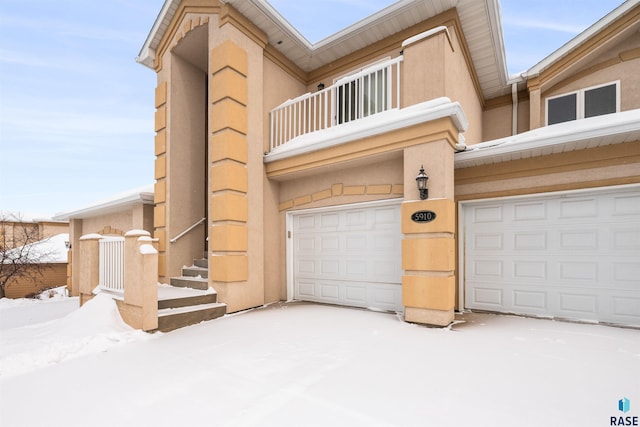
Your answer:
[170,217,206,244]
[99,236,125,293]
[269,56,403,151]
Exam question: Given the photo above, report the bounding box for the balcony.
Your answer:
[268,56,403,155]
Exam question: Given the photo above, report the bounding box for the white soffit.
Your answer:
[137,0,510,99]
[454,109,640,169]
[53,185,155,220]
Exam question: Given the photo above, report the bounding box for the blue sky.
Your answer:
[0,0,624,216]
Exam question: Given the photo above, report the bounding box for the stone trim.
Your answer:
[279,182,404,211]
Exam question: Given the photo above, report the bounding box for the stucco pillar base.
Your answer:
[405,306,454,326]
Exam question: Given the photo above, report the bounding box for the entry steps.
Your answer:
[157,257,226,332]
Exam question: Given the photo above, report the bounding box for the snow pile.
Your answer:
[0,294,149,377]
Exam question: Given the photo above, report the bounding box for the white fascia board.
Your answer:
[53,186,155,221]
[455,109,640,166]
[487,0,509,86]
[264,98,468,163]
[136,0,177,69]
[525,0,640,78]
[312,0,418,48]
[248,0,313,48]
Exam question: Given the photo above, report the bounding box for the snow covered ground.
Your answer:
[0,292,638,427]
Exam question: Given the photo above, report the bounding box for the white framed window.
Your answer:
[333,57,392,124]
[546,81,620,126]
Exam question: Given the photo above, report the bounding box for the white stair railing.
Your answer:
[99,236,125,293]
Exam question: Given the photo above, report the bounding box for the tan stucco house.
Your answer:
[54,185,155,296]
[84,0,639,330]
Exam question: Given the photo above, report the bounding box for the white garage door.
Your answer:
[290,200,403,312]
[463,186,640,326]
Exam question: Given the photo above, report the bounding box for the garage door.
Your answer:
[290,200,403,312]
[463,186,640,326]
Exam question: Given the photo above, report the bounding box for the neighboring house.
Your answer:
[2,233,69,299]
[53,185,155,296]
[131,0,639,327]
[0,211,68,250]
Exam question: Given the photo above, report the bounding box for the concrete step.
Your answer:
[158,292,217,310]
[157,302,226,332]
[182,266,208,279]
[169,276,208,290]
[194,258,208,268]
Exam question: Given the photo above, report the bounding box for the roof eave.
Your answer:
[455,109,640,168]
[524,0,640,78]
[53,192,155,221]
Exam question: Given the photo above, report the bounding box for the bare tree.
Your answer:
[0,213,56,298]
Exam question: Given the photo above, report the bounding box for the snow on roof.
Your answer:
[53,185,154,221]
[0,211,66,223]
[4,233,70,264]
[455,109,640,168]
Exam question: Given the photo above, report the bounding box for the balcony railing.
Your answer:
[269,56,403,152]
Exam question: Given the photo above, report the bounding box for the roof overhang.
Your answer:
[137,0,511,99]
[455,109,640,169]
[53,185,155,221]
[523,0,640,80]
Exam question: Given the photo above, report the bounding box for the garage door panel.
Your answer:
[292,201,403,312]
[612,193,640,215]
[513,290,547,311]
[612,295,640,319]
[464,187,640,326]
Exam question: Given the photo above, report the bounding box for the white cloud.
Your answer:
[503,16,586,34]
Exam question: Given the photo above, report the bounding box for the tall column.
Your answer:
[153,81,168,282]
[209,40,249,312]
[402,140,456,326]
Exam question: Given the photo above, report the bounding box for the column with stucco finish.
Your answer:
[528,77,542,130]
[209,38,255,312]
[116,230,158,331]
[400,30,459,326]
[402,142,457,327]
[78,233,102,306]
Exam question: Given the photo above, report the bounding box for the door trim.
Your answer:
[286,198,403,302]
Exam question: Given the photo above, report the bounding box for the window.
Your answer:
[546,81,619,125]
[334,59,392,124]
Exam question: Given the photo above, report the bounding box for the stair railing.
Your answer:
[170,217,206,244]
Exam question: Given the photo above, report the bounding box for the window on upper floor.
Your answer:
[334,58,392,125]
[546,81,619,126]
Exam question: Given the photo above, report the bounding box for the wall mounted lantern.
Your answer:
[317,83,325,91]
[416,165,429,200]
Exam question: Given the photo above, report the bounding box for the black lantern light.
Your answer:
[416,165,429,200]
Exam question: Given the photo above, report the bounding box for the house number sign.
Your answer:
[411,210,436,223]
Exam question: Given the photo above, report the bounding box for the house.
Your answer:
[125,0,639,328]
[0,211,68,250]
[53,185,155,297]
[1,233,69,299]
[0,212,69,298]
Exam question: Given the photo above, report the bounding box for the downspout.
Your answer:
[511,82,518,135]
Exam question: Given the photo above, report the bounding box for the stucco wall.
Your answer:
[538,33,640,124]
[455,141,640,201]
